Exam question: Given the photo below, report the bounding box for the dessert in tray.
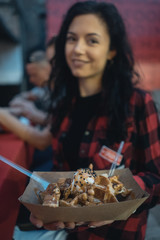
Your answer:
[35,164,133,207]
[19,167,149,221]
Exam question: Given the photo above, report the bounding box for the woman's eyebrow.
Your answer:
[87,33,101,37]
[66,31,75,35]
[67,32,100,37]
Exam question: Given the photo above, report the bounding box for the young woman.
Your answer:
[18,1,160,239]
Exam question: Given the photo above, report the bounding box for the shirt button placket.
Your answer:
[84,130,90,136]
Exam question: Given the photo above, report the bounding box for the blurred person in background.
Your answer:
[0,36,56,172]
[0,35,56,158]
[8,36,56,126]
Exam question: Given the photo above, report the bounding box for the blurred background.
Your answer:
[0,0,46,106]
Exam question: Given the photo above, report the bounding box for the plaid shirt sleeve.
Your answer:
[131,90,160,211]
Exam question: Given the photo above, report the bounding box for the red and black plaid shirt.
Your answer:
[51,89,160,240]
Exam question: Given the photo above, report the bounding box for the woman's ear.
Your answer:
[107,49,117,60]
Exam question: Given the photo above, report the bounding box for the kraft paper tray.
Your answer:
[19,168,149,223]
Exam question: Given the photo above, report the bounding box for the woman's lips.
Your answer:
[72,59,88,67]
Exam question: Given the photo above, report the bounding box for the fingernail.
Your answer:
[56,226,64,230]
[36,223,42,228]
[88,225,96,228]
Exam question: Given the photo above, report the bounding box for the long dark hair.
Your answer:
[49,1,139,144]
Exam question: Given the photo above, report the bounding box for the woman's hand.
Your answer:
[30,213,113,230]
[26,62,51,87]
[9,99,47,125]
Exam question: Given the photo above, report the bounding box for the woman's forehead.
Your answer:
[68,14,108,35]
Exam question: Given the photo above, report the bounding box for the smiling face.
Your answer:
[65,14,116,94]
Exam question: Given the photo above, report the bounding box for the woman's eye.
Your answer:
[66,36,76,42]
[88,38,99,45]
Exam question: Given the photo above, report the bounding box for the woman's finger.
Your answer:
[88,220,114,228]
[30,213,43,228]
[64,222,76,229]
[44,221,65,230]
[75,221,85,226]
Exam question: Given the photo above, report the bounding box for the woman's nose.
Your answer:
[74,40,85,54]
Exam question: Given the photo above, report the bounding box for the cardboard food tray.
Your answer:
[19,168,149,223]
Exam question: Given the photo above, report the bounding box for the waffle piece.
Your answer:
[103,185,118,203]
[57,178,72,199]
[109,175,132,197]
[59,193,88,207]
[95,174,110,186]
[93,184,118,203]
[94,185,106,201]
[57,178,72,191]
[41,183,60,207]
[94,174,122,203]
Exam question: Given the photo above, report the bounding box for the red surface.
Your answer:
[45,0,160,91]
[0,133,34,240]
